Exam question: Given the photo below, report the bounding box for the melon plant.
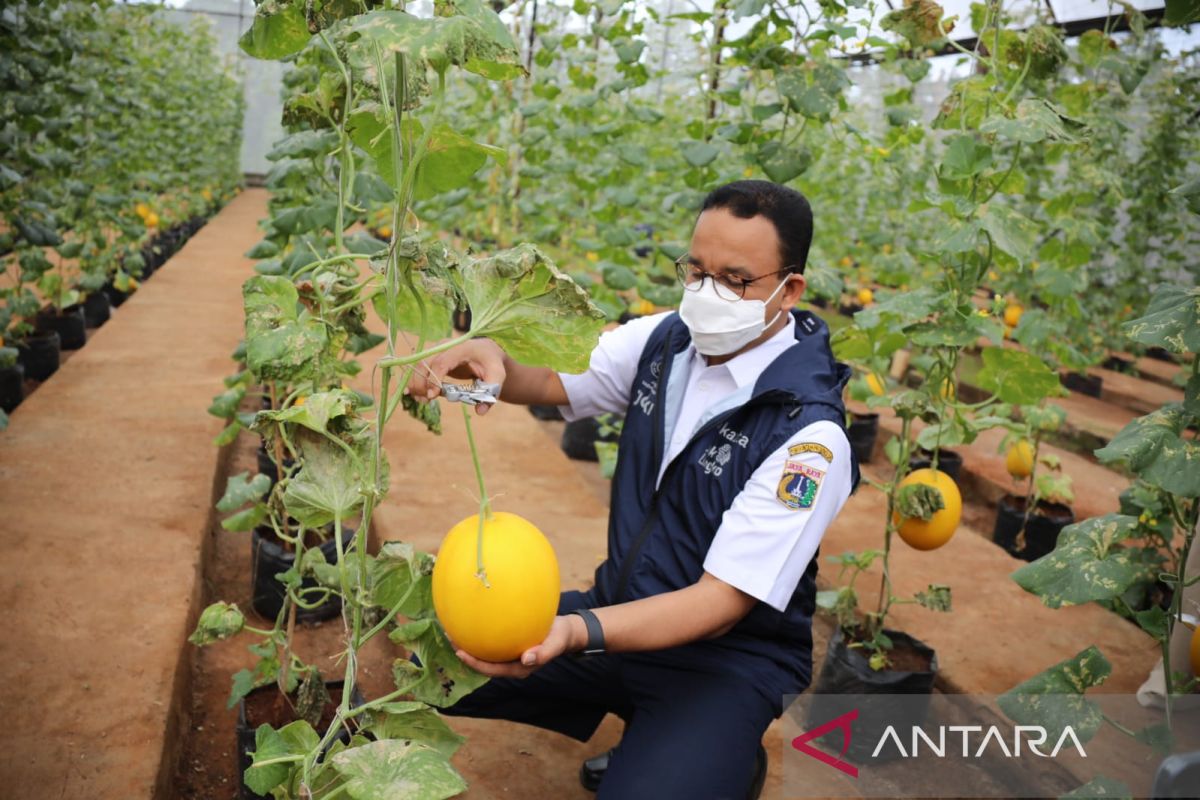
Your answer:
[189,2,603,797]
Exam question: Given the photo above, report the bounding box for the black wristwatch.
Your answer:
[568,608,606,657]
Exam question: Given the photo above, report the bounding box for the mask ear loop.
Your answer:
[762,273,794,329]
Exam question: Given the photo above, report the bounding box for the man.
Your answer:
[406,180,859,799]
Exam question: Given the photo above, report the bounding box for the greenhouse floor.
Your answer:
[0,189,268,798]
[0,188,1188,799]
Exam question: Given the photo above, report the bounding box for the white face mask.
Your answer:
[678,275,790,356]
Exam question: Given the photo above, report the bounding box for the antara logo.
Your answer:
[792,708,1088,778]
[718,422,750,448]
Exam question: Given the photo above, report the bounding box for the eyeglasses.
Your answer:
[674,254,794,302]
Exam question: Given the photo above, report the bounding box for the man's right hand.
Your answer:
[405,338,508,416]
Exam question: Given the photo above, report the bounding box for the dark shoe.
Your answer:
[579,747,613,792]
[578,743,767,798]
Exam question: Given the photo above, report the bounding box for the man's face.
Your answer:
[687,207,806,309]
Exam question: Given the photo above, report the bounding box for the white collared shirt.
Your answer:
[557,312,853,612]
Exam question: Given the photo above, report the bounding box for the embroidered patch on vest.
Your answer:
[777,461,824,510]
[788,442,833,462]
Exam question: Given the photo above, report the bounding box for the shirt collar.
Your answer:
[688,316,798,389]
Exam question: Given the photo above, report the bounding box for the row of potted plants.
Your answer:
[0,0,244,429]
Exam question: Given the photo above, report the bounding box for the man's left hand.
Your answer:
[455,614,581,679]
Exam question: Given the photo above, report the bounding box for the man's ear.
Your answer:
[780,273,806,311]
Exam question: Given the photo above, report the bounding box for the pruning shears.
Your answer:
[440,379,502,406]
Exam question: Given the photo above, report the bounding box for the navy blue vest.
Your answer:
[587,309,858,707]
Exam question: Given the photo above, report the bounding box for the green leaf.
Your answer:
[259,389,358,435]
[208,387,246,419]
[975,347,1063,405]
[1011,515,1144,608]
[756,141,811,183]
[244,724,293,795]
[1059,775,1132,799]
[243,276,333,383]
[680,141,720,168]
[339,4,522,82]
[940,134,993,179]
[330,739,466,800]
[371,542,436,620]
[390,618,488,707]
[222,504,270,533]
[217,471,272,513]
[601,263,637,291]
[283,427,376,527]
[463,244,605,373]
[240,0,312,60]
[363,701,465,758]
[997,646,1111,745]
[267,130,340,162]
[1095,405,1200,497]
[1121,285,1200,355]
[1164,0,1200,26]
[979,99,1083,144]
[980,203,1038,264]
[188,602,246,646]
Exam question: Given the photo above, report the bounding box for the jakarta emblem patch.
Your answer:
[777,460,824,511]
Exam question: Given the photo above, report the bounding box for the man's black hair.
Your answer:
[699,180,814,275]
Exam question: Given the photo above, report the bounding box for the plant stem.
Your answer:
[462,404,492,587]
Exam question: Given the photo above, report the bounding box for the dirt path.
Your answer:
[0,189,267,798]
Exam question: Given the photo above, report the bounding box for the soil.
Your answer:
[1001,495,1074,525]
[243,684,348,735]
[844,628,934,674]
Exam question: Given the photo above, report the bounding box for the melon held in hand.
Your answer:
[432,511,561,662]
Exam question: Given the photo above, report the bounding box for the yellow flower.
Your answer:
[743,167,754,178]
[839,256,852,268]
[585,251,599,263]
[875,147,890,157]
[882,243,893,254]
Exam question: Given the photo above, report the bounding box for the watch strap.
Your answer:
[569,608,606,656]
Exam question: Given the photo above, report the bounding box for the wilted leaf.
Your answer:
[371,542,435,619]
[463,244,604,373]
[188,602,246,646]
[330,739,466,800]
[217,471,272,512]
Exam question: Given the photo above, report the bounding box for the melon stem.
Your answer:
[462,404,492,588]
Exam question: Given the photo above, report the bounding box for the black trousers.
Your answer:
[439,590,777,800]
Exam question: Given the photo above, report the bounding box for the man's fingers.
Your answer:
[455,648,533,679]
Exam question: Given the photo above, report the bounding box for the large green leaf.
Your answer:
[245,720,319,795]
[1095,405,1200,497]
[980,203,1038,264]
[390,618,488,707]
[243,276,333,383]
[975,347,1063,404]
[979,99,1083,144]
[259,389,358,436]
[329,739,466,800]
[1011,515,1144,608]
[940,134,993,179]
[1121,285,1200,355]
[338,2,522,81]
[348,106,504,200]
[997,646,1111,745]
[370,542,435,620]
[756,141,811,183]
[362,701,465,758]
[240,0,312,60]
[283,428,374,527]
[462,244,605,373]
